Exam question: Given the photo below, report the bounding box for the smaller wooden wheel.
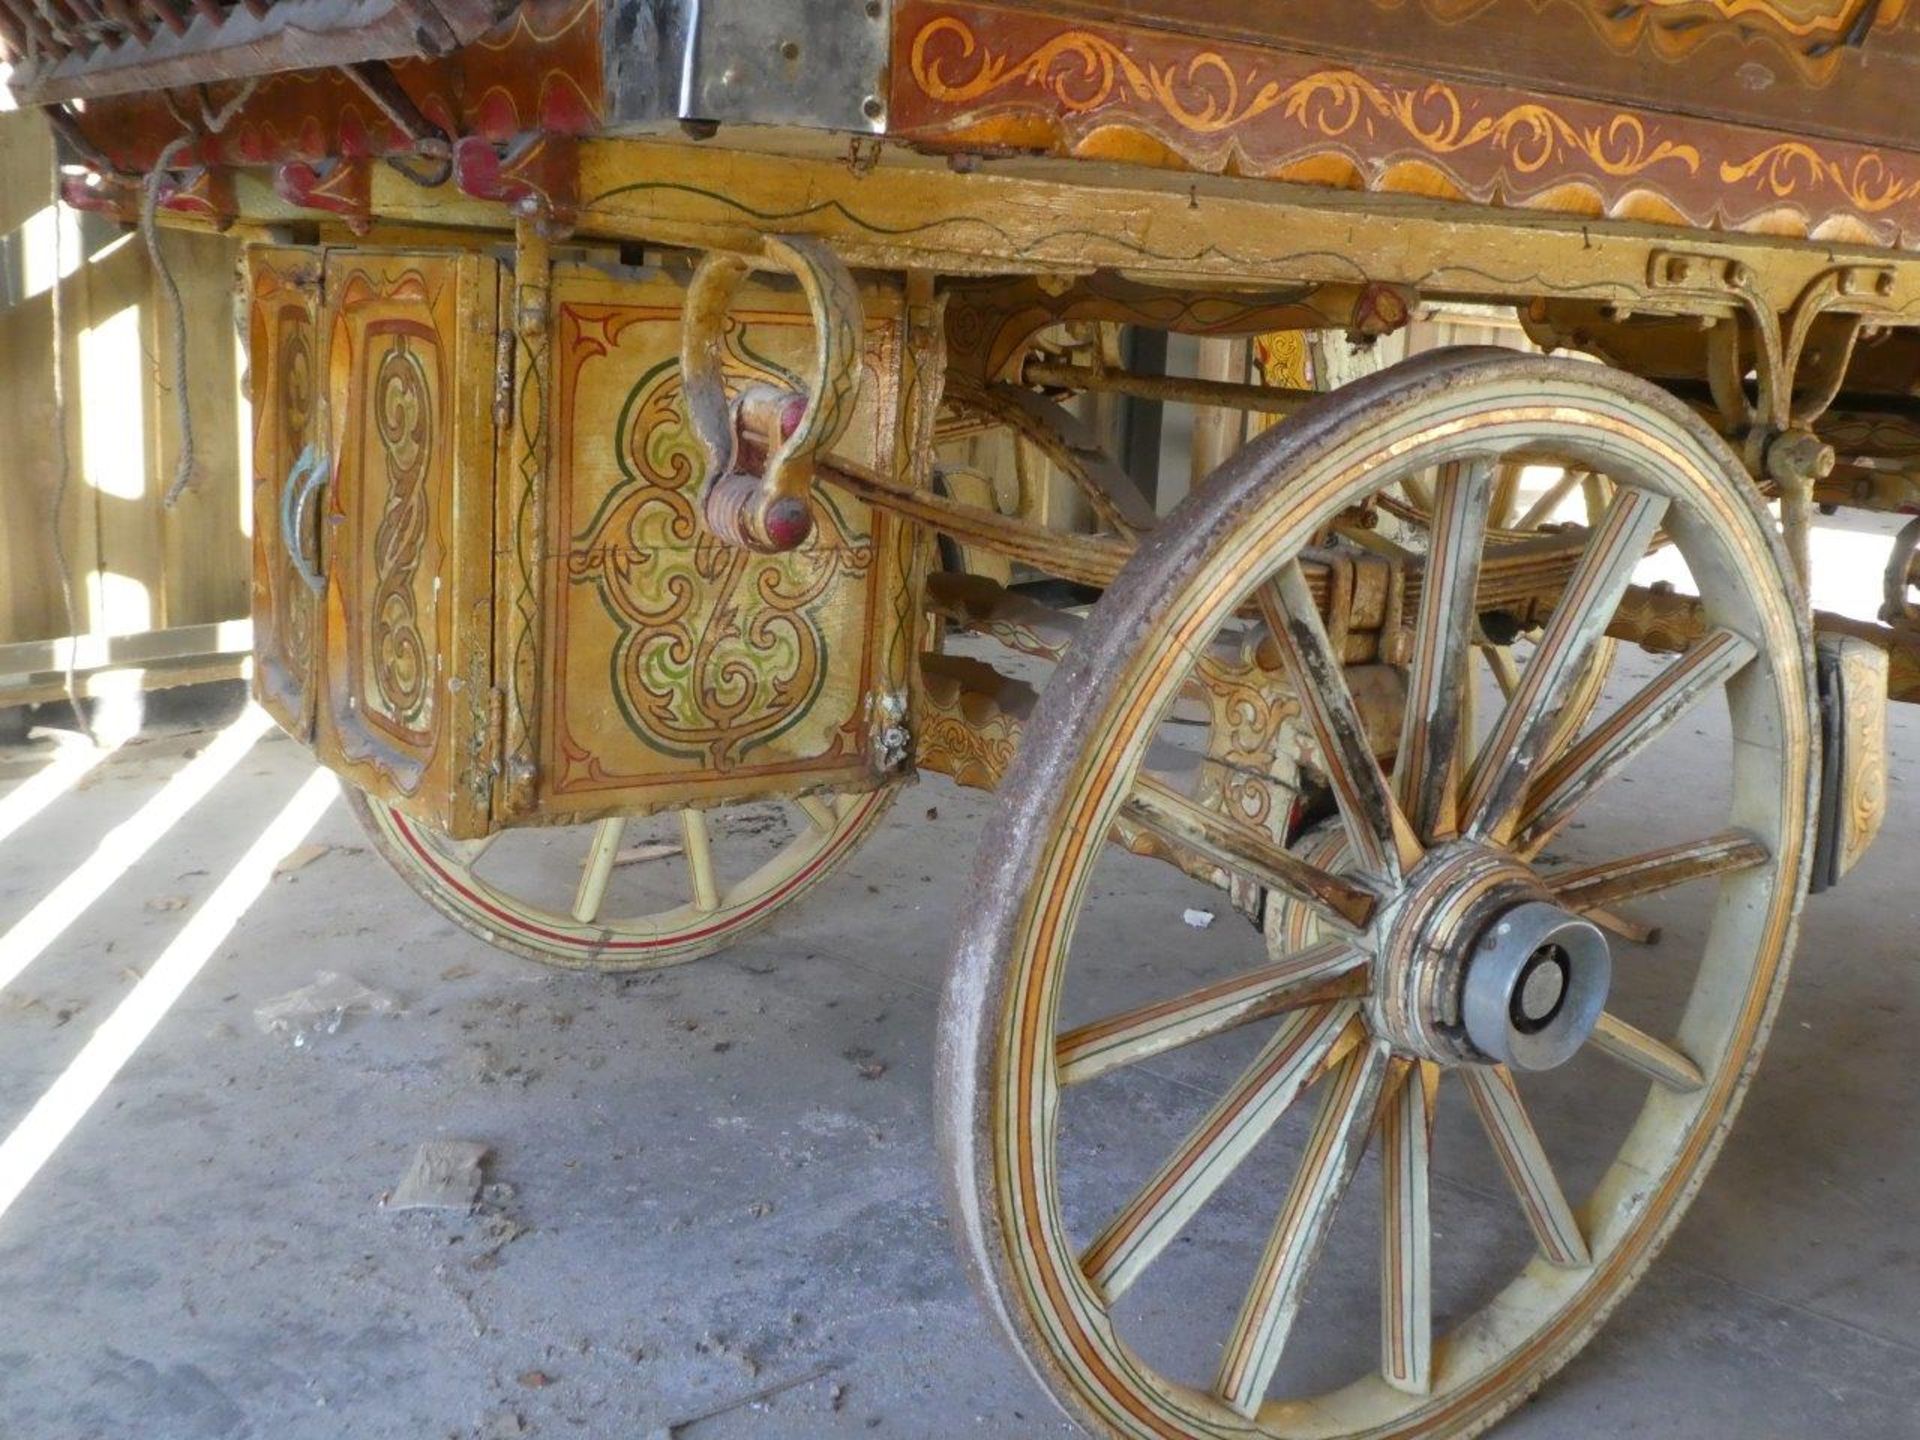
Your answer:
[350,787,891,971]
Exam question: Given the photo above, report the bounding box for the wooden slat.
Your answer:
[1519,627,1755,847]
[1394,458,1492,842]
[1461,1067,1589,1268]
[1215,1039,1392,1417]
[1055,939,1366,1086]
[1256,563,1422,885]
[1463,487,1668,844]
[1123,774,1379,932]
[1381,1060,1437,1395]
[1590,1013,1705,1093]
[1551,830,1769,912]
[1081,1003,1357,1303]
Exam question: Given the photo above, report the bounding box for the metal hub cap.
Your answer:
[1462,902,1611,1070]
[1369,843,1611,1070]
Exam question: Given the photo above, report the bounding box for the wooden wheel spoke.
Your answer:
[1123,774,1378,933]
[1381,1060,1439,1395]
[1215,1039,1392,1417]
[680,809,720,913]
[1519,628,1755,847]
[442,832,497,871]
[795,793,840,834]
[1056,940,1367,1087]
[1481,642,1522,701]
[1513,469,1583,532]
[1081,1004,1359,1303]
[570,817,627,924]
[1395,459,1494,842]
[1551,829,1769,912]
[1461,1067,1589,1268]
[1591,1013,1705,1093]
[1257,564,1421,884]
[1463,487,1668,844]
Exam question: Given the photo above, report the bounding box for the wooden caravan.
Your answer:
[11,1,1920,1434]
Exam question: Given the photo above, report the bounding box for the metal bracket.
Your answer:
[603,0,891,135]
[682,235,865,553]
[1655,252,1898,585]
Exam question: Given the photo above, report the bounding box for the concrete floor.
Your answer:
[0,631,1916,1439]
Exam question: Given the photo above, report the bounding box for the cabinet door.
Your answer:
[313,251,499,838]
[246,246,324,741]
[528,262,921,823]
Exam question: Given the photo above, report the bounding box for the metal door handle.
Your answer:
[279,442,330,595]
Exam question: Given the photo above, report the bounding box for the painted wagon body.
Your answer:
[9,3,1920,1435]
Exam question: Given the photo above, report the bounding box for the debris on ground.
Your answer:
[477,1411,528,1439]
[386,1141,489,1211]
[253,970,398,1046]
[515,1369,554,1389]
[1182,907,1216,929]
[648,1361,842,1438]
[144,895,189,912]
[273,842,333,877]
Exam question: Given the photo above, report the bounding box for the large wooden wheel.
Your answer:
[939,350,1814,1439]
[350,787,891,971]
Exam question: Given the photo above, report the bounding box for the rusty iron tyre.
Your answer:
[939,349,1815,1439]
[349,786,892,972]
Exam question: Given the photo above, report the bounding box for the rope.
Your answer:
[141,80,257,509]
[45,154,91,743]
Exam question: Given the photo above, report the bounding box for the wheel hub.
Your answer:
[1369,843,1611,1070]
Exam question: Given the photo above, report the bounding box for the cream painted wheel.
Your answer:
[350,787,891,971]
[940,351,1814,1439]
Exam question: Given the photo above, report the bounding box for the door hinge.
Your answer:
[493,329,516,431]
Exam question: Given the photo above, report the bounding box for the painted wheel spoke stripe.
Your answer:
[1464,486,1668,844]
[1124,773,1378,932]
[1080,1004,1357,1303]
[1215,1038,1391,1417]
[1056,940,1366,1087]
[1551,829,1769,912]
[1462,1067,1590,1268]
[1257,563,1421,884]
[1591,1013,1706,1093]
[1519,627,1755,847]
[1396,459,1493,843]
[1381,1060,1438,1395]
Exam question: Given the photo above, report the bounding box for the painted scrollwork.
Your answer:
[569,340,875,770]
[368,337,434,730]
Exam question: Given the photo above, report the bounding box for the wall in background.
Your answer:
[0,106,249,662]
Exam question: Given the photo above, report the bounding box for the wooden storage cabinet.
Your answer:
[249,247,921,839]
[249,246,501,838]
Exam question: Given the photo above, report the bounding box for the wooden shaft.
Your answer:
[1023,358,1317,417]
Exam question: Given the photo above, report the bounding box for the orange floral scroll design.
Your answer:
[911,15,1288,133]
[909,17,1701,181]
[1279,71,1701,179]
[1720,142,1920,214]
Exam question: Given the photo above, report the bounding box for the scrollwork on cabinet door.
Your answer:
[313,250,501,840]
[246,246,325,743]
